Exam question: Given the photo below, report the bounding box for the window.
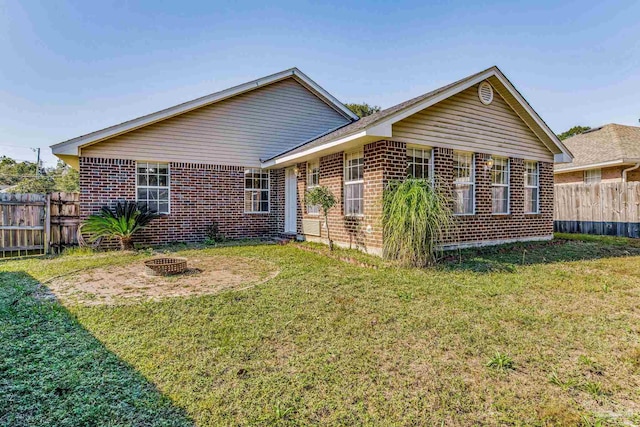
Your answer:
[244,169,270,213]
[344,151,364,216]
[407,147,432,179]
[453,152,475,215]
[306,160,320,215]
[584,168,601,184]
[524,161,539,214]
[491,157,510,214]
[136,162,170,214]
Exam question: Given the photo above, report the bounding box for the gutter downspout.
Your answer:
[622,163,640,182]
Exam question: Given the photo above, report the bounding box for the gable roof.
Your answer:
[51,67,359,161]
[262,66,573,167]
[555,124,640,172]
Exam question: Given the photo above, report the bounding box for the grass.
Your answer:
[1,234,640,425]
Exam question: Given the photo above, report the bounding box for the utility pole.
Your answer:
[33,148,41,177]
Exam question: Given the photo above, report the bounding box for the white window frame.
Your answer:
[407,146,433,180]
[524,161,539,214]
[244,168,270,214]
[453,151,475,215]
[136,162,170,214]
[491,156,510,215]
[584,168,602,184]
[344,151,364,217]
[306,160,320,215]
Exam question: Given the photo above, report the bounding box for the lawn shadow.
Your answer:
[442,236,640,273]
[0,271,194,427]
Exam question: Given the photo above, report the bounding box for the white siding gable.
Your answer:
[82,78,351,167]
[392,83,553,162]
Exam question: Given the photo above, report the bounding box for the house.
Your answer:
[51,66,572,254]
[555,124,640,184]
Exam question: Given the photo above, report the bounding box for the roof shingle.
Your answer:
[555,124,640,170]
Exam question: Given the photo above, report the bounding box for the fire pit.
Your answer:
[144,257,188,276]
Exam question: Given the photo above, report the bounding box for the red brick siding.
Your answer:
[555,166,640,184]
[299,143,554,251]
[433,148,553,245]
[79,157,284,245]
[297,141,406,253]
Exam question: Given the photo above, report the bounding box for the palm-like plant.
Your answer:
[83,201,159,250]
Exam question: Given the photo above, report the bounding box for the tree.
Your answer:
[49,161,80,192]
[2,157,79,193]
[83,201,159,250]
[345,102,381,118]
[11,176,56,194]
[557,125,591,141]
[305,186,337,250]
[0,156,37,186]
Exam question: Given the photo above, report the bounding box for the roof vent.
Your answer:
[478,81,493,105]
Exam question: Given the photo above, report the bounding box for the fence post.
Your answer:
[44,193,51,255]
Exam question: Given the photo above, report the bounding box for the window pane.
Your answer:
[138,174,148,186]
[159,189,169,201]
[525,188,539,213]
[492,186,508,214]
[454,184,473,214]
[148,175,158,186]
[158,175,168,186]
[137,188,147,200]
[414,164,423,179]
[158,165,168,175]
[345,183,363,215]
[158,202,169,214]
[148,189,159,201]
[137,164,149,174]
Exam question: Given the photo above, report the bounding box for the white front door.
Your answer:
[284,167,297,233]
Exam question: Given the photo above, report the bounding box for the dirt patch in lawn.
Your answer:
[47,255,279,305]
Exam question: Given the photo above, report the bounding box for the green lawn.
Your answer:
[2,235,640,426]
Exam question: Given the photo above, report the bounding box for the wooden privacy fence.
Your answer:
[0,193,47,258]
[554,182,640,237]
[0,192,80,258]
[49,192,80,254]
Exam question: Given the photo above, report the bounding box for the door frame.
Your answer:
[284,167,297,233]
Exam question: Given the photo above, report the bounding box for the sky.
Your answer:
[1,0,639,166]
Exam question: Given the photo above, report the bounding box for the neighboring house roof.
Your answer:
[554,124,640,172]
[51,67,359,167]
[262,66,573,167]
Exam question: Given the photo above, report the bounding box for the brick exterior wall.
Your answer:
[555,166,640,184]
[433,148,554,246]
[80,141,554,251]
[79,157,284,245]
[296,141,406,254]
[298,142,554,253]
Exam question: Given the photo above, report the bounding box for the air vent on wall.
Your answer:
[478,81,494,105]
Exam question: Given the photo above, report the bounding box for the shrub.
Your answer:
[205,221,225,244]
[83,201,159,250]
[382,178,452,267]
[305,186,337,250]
